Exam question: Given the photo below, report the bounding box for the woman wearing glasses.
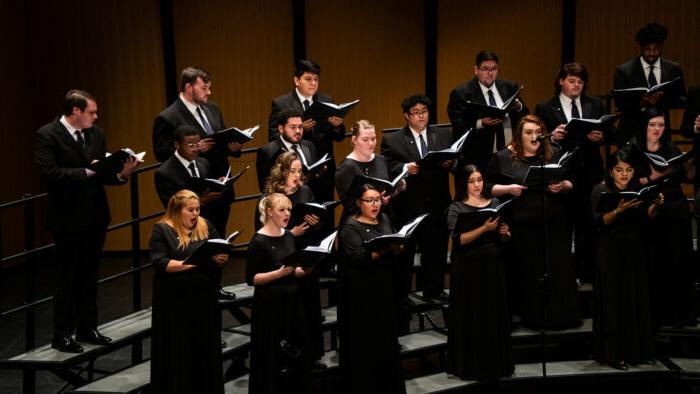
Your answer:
[337,183,406,393]
[628,108,695,329]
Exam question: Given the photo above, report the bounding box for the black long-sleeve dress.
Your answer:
[591,183,654,365]
[630,137,695,328]
[338,214,406,394]
[246,231,310,394]
[148,221,223,394]
[485,148,581,329]
[445,200,514,380]
[335,154,391,218]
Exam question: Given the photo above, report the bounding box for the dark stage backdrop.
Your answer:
[1,0,698,255]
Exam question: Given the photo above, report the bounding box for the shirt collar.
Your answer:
[639,56,661,70]
[179,93,200,116]
[559,91,579,106]
[295,88,313,104]
[174,150,194,169]
[478,81,496,95]
[279,135,296,151]
[59,115,80,136]
[408,126,426,138]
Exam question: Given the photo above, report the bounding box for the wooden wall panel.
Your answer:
[172,0,294,237]
[576,0,700,122]
[437,0,563,124]
[0,0,166,251]
[305,0,426,155]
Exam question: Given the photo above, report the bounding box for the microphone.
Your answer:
[532,132,554,142]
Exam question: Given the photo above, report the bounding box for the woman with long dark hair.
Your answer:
[591,148,663,370]
[446,164,514,380]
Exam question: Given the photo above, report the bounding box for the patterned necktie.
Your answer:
[571,99,581,119]
[648,65,658,87]
[419,134,428,158]
[487,89,497,107]
[196,107,214,135]
[188,162,198,178]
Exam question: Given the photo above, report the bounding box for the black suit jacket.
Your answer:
[447,78,529,169]
[613,57,686,144]
[268,90,346,155]
[34,119,124,233]
[380,125,453,224]
[154,156,211,207]
[153,98,239,178]
[255,136,318,192]
[535,94,609,190]
[681,84,700,186]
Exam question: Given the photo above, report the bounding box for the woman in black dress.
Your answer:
[148,189,229,394]
[591,148,663,370]
[446,165,514,380]
[261,151,325,367]
[486,114,581,330]
[338,184,406,394]
[335,120,404,218]
[629,108,695,329]
[247,193,311,393]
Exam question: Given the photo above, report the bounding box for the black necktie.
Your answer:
[571,99,581,119]
[292,144,304,163]
[188,162,198,178]
[75,130,85,147]
[196,107,214,135]
[487,89,497,107]
[303,100,311,112]
[648,65,658,87]
[419,134,428,158]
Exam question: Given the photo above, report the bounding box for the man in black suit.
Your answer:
[447,50,528,200]
[381,94,454,304]
[154,126,224,209]
[257,108,318,192]
[153,66,240,235]
[613,22,686,145]
[535,62,610,284]
[268,59,345,204]
[34,90,140,353]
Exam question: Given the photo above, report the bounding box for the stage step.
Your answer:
[226,305,338,336]
[0,308,152,369]
[405,360,670,393]
[219,276,338,305]
[512,318,593,339]
[70,331,250,393]
[224,374,249,393]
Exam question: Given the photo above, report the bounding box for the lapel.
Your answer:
[659,59,671,83]
[290,91,305,113]
[175,99,207,137]
[55,120,90,162]
[552,97,568,124]
[401,127,422,161]
[469,78,487,105]
[631,59,647,87]
[580,95,594,119]
[495,80,512,104]
[200,104,219,132]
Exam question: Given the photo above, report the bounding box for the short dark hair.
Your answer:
[401,94,432,113]
[294,59,321,78]
[180,67,211,92]
[475,50,499,67]
[174,125,201,143]
[63,89,95,116]
[276,108,303,127]
[636,22,668,46]
[555,62,589,94]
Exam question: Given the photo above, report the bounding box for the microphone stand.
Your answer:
[537,138,551,389]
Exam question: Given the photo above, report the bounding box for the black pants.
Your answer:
[52,229,107,338]
[399,214,449,298]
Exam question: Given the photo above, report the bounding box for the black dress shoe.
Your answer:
[221,339,226,348]
[51,336,83,353]
[612,361,628,371]
[218,288,236,301]
[641,359,656,366]
[75,329,112,346]
[424,291,450,303]
[312,360,328,371]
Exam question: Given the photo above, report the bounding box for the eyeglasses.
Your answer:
[477,66,499,73]
[409,110,428,118]
[361,198,382,205]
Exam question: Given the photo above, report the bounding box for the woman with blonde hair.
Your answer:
[247,193,311,393]
[148,189,228,394]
